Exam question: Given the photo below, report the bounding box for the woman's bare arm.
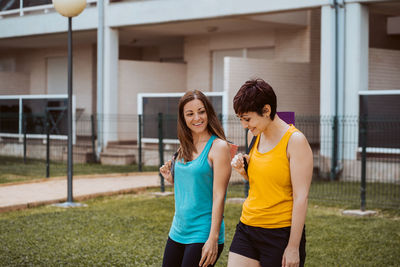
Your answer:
[282,132,313,267]
[199,139,231,267]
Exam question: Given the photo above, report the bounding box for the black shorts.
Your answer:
[229,221,306,267]
[162,237,224,267]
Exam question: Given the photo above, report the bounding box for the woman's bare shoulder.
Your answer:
[288,131,311,155]
[209,138,230,158]
[212,138,230,150]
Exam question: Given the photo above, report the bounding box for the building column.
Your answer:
[103,26,119,147]
[320,5,336,118]
[343,3,368,159]
[320,4,337,169]
[96,0,105,158]
[320,3,347,176]
[344,3,369,117]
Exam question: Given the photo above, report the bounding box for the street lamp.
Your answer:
[52,0,86,207]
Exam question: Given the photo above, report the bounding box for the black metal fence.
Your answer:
[296,116,400,210]
[0,112,399,209]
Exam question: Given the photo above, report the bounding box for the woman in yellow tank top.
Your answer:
[228,79,313,267]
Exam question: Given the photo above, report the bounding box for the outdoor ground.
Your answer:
[0,156,158,184]
[1,155,399,210]
[0,185,399,266]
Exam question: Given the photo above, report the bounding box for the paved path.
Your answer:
[0,172,161,212]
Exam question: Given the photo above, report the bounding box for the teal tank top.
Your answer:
[169,135,225,244]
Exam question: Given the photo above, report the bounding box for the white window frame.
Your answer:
[358,90,400,154]
[137,91,227,144]
[0,94,75,142]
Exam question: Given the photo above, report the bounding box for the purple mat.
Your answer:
[277,111,295,125]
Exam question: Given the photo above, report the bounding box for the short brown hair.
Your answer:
[177,90,226,162]
[233,78,277,120]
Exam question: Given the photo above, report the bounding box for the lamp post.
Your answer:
[52,0,86,207]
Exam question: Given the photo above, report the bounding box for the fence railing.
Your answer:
[0,113,399,209]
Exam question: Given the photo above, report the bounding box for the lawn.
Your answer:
[0,156,158,184]
[0,156,400,209]
[1,155,398,209]
[0,185,399,266]
[228,180,400,210]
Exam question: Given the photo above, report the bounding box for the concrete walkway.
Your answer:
[0,172,161,212]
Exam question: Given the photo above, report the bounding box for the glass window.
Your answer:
[0,99,19,133]
[142,95,223,140]
[359,94,400,149]
[0,0,20,11]
[22,98,68,135]
[0,58,16,72]
[22,0,51,8]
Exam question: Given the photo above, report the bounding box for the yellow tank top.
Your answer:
[240,125,299,228]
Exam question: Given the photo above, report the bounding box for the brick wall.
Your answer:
[309,8,321,114]
[275,28,310,62]
[184,36,211,91]
[209,30,275,50]
[11,45,95,114]
[184,30,277,92]
[184,25,313,92]
[225,57,318,115]
[118,60,187,140]
[0,72,29,95]
[369,48,400,90]
[224,57,318,145]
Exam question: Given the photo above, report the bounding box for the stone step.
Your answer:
[62,146,93,153]
[62,150,95,164]
[104,145,137,154]
[74,135,96,146]
[100,151,136,165]
[107,140,137,146]
[75,141,94,146]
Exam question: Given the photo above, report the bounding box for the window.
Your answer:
[212,49,243,91]
[0,58,16,72]
[47,57,68,95]
[0,95,72,139]
[359,91,400,150]
[138,92,224,143]
[212,47,274,92]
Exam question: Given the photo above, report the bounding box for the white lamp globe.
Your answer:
[53,0,86,18]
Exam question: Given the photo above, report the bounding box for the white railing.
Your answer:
[137,92,227,144]
[0,94,75,142]
[0,0,97,18]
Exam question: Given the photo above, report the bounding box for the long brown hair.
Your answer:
[177,90,226,162]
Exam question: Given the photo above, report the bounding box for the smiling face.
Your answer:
[183,99,208,135]
[238,105,271,136]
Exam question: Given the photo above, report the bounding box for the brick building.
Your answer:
[0,0,399,166]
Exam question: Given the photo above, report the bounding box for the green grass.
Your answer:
[1,155,398,209]
[309,180,400,210]
[227,180,400,210]
[0,156,158,184]
[0,185,399,266]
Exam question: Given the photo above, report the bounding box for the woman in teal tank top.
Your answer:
[160,90,232,267]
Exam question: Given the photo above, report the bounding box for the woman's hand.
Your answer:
[282,245,300,267]
[199,238,218,267]
[231,153,249,179]
[159,160,174,184]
